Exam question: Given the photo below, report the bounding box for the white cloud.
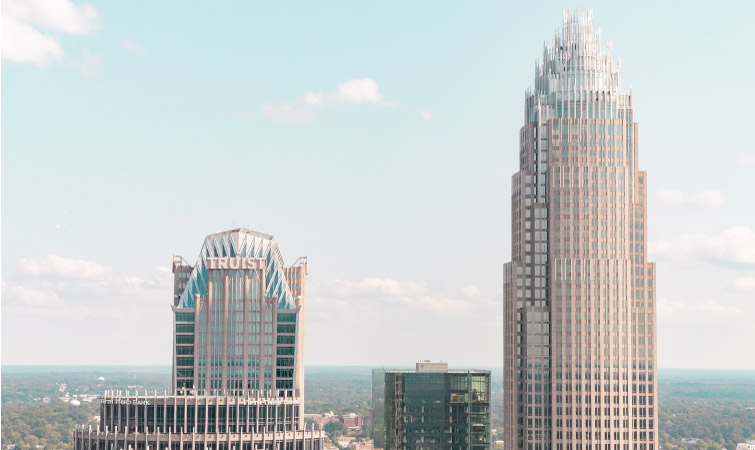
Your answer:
[741,155,755,165]
[412,295,470,314]
[121,39,146,54]
[734,276,755,291]
[1,14,63,65]
[261,78,392,122]
[261,103,318,123]
[4,0,98,34]
[460,284,480,298]
[326,278,426,297]
[658,188,684,204]
[2,281,65,308]
[420,110,434,120]
[1,280,92,317]
[319,277,470,315]
[333,79,384,104]
[656,188,724,208]
[124,276,155,289]
[650,227,755,266]
[690,191,724,208]
[19,254,111,279]
[2,0,99,66]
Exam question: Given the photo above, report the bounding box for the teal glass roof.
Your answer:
[177,228,295,310]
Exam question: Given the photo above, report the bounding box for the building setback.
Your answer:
[374,362,491,450]
[74,228,323,450]
[503,9,658,450]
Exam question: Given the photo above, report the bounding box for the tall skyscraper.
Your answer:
[503,10,657,450]
[373,362,492,450]
[74,228,322,450]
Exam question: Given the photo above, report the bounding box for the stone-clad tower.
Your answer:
[503,10,657,450]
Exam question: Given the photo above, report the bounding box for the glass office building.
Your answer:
[74,229,322,450]
[374,363,491,450]
[503,9,658,450]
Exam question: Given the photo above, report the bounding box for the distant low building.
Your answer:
[736,441,755,450]
[338,437,356,448]
[341,413,363,430]
[305,412,337,428]
[349,440,374,450]
[305,412,363,431]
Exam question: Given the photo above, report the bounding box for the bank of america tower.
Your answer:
[503,10,657,450]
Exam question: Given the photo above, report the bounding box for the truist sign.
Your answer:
[206,257,264,270]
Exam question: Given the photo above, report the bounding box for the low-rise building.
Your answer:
[349,440,374,450]
[341,413,363,431]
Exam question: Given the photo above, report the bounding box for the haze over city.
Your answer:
[3,0,755,370]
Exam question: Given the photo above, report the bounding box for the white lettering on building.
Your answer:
[101,399,150,406]
[206,257,263,270]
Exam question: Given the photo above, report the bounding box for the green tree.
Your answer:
[324,421,347,437]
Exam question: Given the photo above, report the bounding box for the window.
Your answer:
[277,324,296,334]
[278,313,297,323]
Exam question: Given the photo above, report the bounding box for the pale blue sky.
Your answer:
[2,1,754,368]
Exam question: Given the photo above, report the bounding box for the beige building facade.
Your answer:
[504,10,657,450]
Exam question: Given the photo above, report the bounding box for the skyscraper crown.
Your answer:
[531,8,625,98]
[177,228,296,309]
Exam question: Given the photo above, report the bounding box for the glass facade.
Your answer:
[380,370,491,450]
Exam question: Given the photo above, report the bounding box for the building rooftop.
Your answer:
[176,228,297,310]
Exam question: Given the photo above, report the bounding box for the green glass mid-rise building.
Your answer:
[373,362,491,450]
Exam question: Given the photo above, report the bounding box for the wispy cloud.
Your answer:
[420,110,434,120]
[321,277,470,315]
[19,254,111,279]
[1,280,91,317]
[67,49,101,77]
[657,188,724,208]
[1,0,99,66]
[4,255,171,323]
[734,275,755,291]
[121,39,146,55]
[658,297,742,321]
[460,285,480,298]
[651,227,755,267]
[326,278,425,297]
[741,155,755,165]
[261,78,393,122]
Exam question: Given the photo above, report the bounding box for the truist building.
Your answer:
[74,229,322,450]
